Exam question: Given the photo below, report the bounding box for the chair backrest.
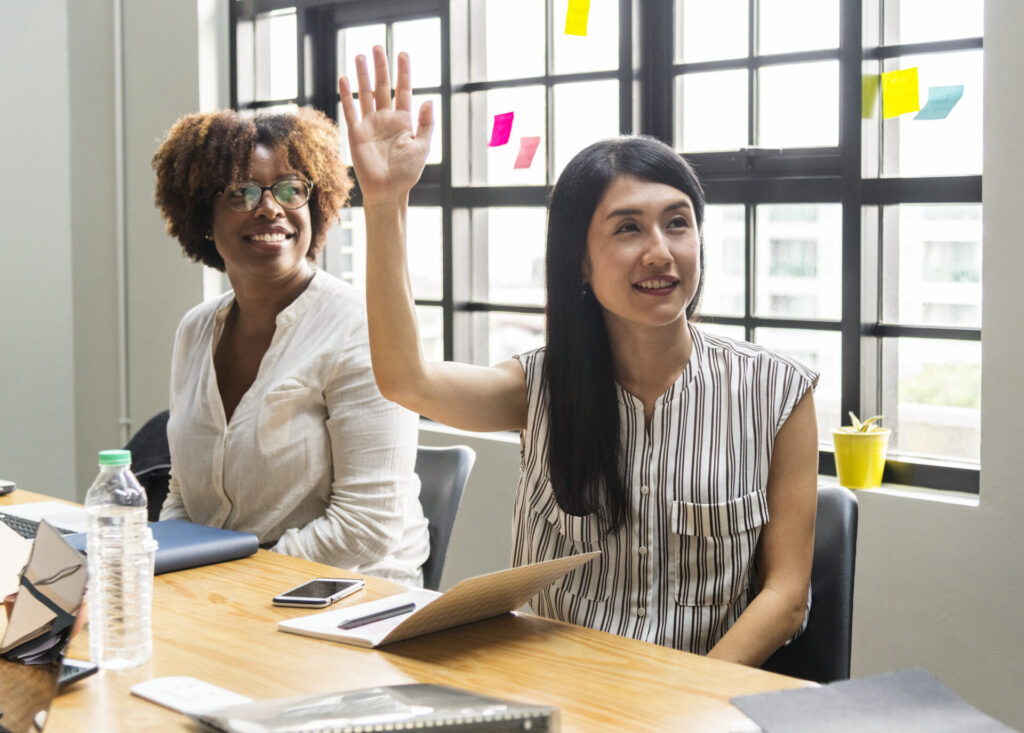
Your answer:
[761,485,859,683]
[415,445,475,591]
[124,410,171,523]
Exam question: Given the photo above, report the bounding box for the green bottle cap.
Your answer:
[98,449,132,466]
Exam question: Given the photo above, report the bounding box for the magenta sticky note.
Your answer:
[488,112,515,147]
[513,136,541,169]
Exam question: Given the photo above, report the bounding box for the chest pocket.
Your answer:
[670,490,769,607]
[526,480,611,602]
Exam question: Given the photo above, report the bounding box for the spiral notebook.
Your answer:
[193,683,559,733]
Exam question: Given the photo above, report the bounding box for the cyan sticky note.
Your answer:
[513,137,541,169]
[914,85,965,120]
[565,0,590,36]
[489,112,514,147]
[882,67,920,119]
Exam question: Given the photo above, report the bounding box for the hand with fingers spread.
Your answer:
[339,45,434,205]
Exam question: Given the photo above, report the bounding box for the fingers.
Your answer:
[395,51,412,113]
[338,76,358,130]
[372,45,392,113]
[416,99,435,147]
[355,53,373,118]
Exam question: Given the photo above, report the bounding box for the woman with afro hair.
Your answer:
[151,107,429,585]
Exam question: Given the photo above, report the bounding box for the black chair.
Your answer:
[415,445,475,591]
[124,410,171,523]
[761,485,859,683]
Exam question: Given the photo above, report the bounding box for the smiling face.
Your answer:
[582,175,701,336]
[210,143,313,286]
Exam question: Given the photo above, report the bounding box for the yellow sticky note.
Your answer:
[881,67,920,119]
[565,0,590,36]
[862,74,880,119]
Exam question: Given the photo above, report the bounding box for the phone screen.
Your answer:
[282,579,359,599]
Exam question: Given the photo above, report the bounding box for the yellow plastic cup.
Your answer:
[831,428,891,489]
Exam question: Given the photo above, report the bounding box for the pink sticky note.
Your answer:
[513,137,541,169]
[488,112,515,147]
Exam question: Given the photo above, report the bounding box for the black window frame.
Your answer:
[229,0,982,493]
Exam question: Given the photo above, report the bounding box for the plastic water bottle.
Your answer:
[84,449,156,670]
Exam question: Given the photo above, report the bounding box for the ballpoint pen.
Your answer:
[338,602,416,630]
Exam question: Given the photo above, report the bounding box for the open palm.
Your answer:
[339,46,433,205]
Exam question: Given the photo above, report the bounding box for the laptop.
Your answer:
[0,502,89,539]
[0,520,90,733]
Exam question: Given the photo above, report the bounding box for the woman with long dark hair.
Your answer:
[341,47,819,665]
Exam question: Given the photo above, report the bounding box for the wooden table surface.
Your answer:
[2,489,810,732]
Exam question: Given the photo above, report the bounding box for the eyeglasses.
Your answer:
[220,178,313,212]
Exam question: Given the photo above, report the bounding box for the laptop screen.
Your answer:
[0,521,87,733]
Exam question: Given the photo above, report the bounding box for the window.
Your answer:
[230,0,982,493]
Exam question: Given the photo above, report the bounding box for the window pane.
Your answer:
[334,207,365,287]
[675,70,748,153]
[255,9,297,101]
[488,312,545,365]
[754,328,840,445]
[393,18,441,88]
[757,0,839,55]
[553,80,620,179]
[336,24,387,82]
[485,208,547,306]
[411,93,443,165]
[408,207,443,301]
[887,0,983,45]
[417,306,444,363]
[755,204,841,319]
[881,204,982,328]
[470,0,545,81]
[882,51,982,177]
[758,61,838,148]
[885,338,980,462]
[475,86,547,186]
[237,20,255,106]
[700,204,745,317]
[552,0,619,74]
[696,323,746,342]
[676,0,747,63]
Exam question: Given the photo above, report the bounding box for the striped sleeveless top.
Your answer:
[512,324,818,654]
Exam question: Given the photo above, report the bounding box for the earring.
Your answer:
[581,282,591,298]
[204,233,214,241]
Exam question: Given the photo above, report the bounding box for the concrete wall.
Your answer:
[0,0,222,499]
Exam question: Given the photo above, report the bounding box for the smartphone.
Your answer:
[272,578,365,608]
[0,480,14,496]
[59,658,99,688]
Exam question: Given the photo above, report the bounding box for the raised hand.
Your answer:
[339,45,433,206]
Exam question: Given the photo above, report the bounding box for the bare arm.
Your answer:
[706,389,819,667]
[340,47,526,431]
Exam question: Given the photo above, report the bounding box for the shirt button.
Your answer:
[638,546,648,556]
[637,606,647,618]
[640,485,650,495]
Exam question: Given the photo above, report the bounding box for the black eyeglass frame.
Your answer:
[218,178,314,213]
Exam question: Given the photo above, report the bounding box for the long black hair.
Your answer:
[543,136,706,533]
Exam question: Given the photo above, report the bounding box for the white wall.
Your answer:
[1,0,221,499]
[0,2,77,498]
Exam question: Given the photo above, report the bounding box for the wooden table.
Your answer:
[3,490,810,731]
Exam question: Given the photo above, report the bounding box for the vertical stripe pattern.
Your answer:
[512,325,818,654]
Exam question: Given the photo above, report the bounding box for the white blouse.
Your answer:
[160,270,429,585]
[513,324,818,653]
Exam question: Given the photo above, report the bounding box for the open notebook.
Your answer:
[279,551,600,648]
